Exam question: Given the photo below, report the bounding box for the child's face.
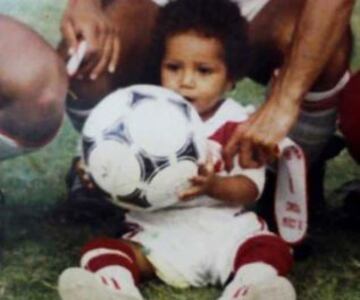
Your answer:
[161,31,233,119]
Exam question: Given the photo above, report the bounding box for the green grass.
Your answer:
[0,1,360,299]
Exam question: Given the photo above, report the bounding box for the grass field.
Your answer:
[0,1,360,299]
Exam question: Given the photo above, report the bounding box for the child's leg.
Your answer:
[58,237,154,300]
[219,234,296,300]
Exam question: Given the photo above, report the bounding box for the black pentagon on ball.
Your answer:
[136,150,157,182]
[129,91,155,108]
[136,150,170,182]
[82,135,96,165]
[115,188,152,209]
[103,118,132,145]
[167,98,191,121]
[176,135,199,163]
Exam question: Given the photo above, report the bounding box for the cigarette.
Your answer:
[66,41,88,76]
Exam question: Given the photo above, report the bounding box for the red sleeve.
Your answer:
[208,121,244,173]
[208,121,244,147]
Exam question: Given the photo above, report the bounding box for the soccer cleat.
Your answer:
[58,267,143,300]
[218,276,296,300]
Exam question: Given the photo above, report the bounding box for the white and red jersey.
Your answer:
[123,99,274,288]
[152,0,270,21]
[174,97,265,209]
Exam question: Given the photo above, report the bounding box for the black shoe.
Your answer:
[54,157,125,225]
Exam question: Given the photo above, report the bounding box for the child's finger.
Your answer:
[179,186,201,201]
[198,160,214,175]
[190,175,207,186]
[205,159,215,173]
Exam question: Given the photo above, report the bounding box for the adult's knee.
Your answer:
[0,15,67,148]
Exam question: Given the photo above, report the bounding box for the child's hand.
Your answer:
[179,158,216,201]
[75,158,96,190]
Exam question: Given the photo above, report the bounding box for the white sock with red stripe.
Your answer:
[234,262,277,285]
[58,238,143,300]
[219,263,296,300]
[96,266,139,295]
[80,238,142,298]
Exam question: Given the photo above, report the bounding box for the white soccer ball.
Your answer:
[81,84,206,211]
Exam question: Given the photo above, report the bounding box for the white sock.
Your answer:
[233,262,278,285]
[80,241,142,298]
[219,263,291,300]
[97,265,135,289]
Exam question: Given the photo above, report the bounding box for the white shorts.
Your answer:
[124,207,269,288]
[152,0,270,21]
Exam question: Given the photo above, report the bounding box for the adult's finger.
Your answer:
[81,23,100,58]
[90,34,113,80]
[223,134,240,172]
[270,143,280,160]
[76,48,101,77]
[253,145,269,167]
[255,140,279,165]
[108,35,121,73]
[223,121,249,171]
[61,20,78,55]
[238,140,261,169]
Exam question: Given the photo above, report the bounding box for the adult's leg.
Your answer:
[247,0,352,237]
[247,0,351,91]
[248,0,351,161]
[0,15,67,159]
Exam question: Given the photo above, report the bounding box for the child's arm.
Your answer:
[206,174,259,207]
[179,159,261,207]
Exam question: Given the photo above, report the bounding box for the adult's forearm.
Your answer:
[270,0,354,109]
[66,0,102,9]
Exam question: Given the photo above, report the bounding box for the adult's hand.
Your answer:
[61,0,120,79]
[224,0,354,171]
[223,97,300,170]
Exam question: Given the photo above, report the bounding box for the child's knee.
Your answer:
[80,237,154,280]
[233,234,293,276]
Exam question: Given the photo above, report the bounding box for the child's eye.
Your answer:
[197,66,213,75]
[164,63,180,72]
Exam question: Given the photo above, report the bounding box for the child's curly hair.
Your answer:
[147,0,250,84]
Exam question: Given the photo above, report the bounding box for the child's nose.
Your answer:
[181,70,195,88]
